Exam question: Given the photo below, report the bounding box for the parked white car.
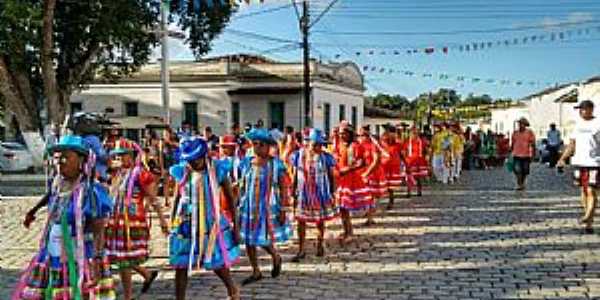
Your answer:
[0,142,35,173]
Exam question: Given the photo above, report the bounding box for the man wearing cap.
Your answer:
[558,100,600,234]
[289,128,337,261]
[105,139,170,300]
[14,135,116,300]
[511,117,536,191]
[168,137,241,300]
[237,128,292,285]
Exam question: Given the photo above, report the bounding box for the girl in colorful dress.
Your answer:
[380,125,406,209]
[219,134,243,220]
[169,137,241,300]
[334,125,372,243]
[357,125,385,226]
[289,129,337,261]
[406,127,429,196]
[238,128,292,285]
[13,135,115,300]
[105,139,170,300]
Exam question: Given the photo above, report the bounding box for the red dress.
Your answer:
[105,168,154,269]
[382,140,404,190]
[405,137,429,179]
[360,139,388,198]
[335,142,374,212]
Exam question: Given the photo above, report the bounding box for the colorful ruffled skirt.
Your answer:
[169,203,241,270]
[105,211,150,269]
[238,194,292,247]
[295,191,339,223]
[407,156,430,179]
[336,169,375,212]
[15,240,115,300]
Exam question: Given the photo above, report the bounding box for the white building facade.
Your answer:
[524,77,600,140]
[490,105,529,137]
[71,55,365,138]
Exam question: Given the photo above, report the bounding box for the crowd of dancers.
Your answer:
[12,117,467,300]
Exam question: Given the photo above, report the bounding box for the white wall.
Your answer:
[230,93,302,130]
[490,107,529,137]
[313,82,364,135]
[72,79,364,136]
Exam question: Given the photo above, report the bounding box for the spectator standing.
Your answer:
[511,118,536,191]
[547,123,562,168]
[558,100,600,234]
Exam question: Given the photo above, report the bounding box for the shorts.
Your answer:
[574,167,600,188]
[513,157,531,176]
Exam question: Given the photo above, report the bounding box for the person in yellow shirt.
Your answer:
[450,124,465,182]
[431,123,452,184]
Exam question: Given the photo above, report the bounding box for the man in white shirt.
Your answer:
[546,123,562,168]
[558,100,600,234]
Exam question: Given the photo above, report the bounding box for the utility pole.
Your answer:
[301,0,311,128]
[160,0,171,125]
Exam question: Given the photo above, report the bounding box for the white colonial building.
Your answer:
[70,55,364,139]
[523,76,600,140]
[490,103,529,137]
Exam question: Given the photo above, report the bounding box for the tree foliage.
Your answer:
[367,88,514,122]
[0,0,234,133]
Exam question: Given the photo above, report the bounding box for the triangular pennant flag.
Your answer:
[424,47,434,54]
[393,50,400,55]
[442,47,448,54]
[356,52,361,56]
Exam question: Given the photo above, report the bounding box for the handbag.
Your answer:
[505,155,514,173]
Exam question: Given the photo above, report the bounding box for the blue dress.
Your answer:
[16,181,115,300]
[238,157,292,246]
[290,150,338,223]
[169,160,241,270]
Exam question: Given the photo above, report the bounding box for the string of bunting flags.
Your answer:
[332,24,600,58]
[363,65,557,88]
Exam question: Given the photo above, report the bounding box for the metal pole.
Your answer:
[301,0,311,128]
[161,0,171,126]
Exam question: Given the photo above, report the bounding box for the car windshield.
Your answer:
[1,143,27,151]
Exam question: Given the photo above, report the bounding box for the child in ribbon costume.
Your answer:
[105,139,170,300]
[218,134,243,220]
[13,135,115,300]
[334,124,372,244]
[169,137,241,300]
[289,128,337,261]
[238,128,292,286]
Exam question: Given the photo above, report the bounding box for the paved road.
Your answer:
[2,165,600,299]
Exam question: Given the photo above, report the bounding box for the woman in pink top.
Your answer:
[511,118,536,190]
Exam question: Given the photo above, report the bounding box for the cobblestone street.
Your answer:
[3,165,600,299]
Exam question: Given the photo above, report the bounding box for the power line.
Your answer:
[313,20,600,36]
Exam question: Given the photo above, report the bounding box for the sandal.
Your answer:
[241,273,263,286]
[141,270,159,293]
[291,252,306,263]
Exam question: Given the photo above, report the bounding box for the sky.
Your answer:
[158,0,600,100]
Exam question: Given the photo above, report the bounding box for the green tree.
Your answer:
[0,0,233,161]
